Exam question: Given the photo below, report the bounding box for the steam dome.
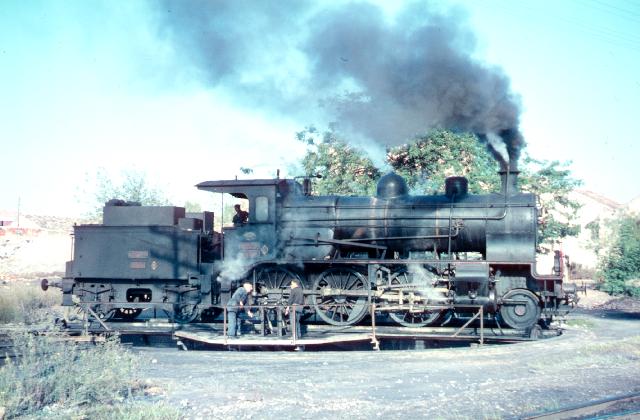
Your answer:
[376,172,408,199]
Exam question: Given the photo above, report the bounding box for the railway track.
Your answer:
[521,392,640,420]
[0,330,106,362]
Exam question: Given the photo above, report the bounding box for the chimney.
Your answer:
[498,169,520,196]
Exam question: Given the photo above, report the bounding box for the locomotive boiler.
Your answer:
[44,169,576,330]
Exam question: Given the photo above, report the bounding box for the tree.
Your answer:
[296,126,381,195]
[597,215,640,296]
[518,157,582,248]
[386,130,500,194]
[80,168,170,219]
[296,128,583,248]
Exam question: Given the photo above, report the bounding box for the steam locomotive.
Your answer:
[43,169,576,330]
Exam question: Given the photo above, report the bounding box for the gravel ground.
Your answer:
[136,309,640,419]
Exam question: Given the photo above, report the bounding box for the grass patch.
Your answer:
[39,400,182,419]
[0,283,181,418]
[0,281,61,324]
[0,330,181,419]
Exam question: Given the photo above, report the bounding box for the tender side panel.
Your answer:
[72,225,200,279]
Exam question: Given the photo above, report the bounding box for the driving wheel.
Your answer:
[313,267,369,326]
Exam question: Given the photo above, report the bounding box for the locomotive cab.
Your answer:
[197,178,296,264]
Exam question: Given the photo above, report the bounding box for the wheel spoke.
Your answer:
[255,266,302,300]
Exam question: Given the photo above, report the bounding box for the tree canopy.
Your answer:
[80,169,170,219]
[597,215,640,297]
[296,127,582,248]
[297,126,381,196]
[518,157,582,246]
[386,130,500,194]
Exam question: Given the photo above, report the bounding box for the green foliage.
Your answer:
[0,288,180,418]
[597,215,640,296]
[80,168,170,219]
[519,157,583,247]
[0,282,60,324]
[78,401,182,420]
[386,130,500,194]
[0,330,139,417]
[296,127,583,247]
[296,126,381,195]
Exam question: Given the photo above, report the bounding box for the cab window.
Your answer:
[255,196,269,222]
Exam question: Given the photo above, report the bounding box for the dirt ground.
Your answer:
[0,216,73,281]
[135,301,640,419]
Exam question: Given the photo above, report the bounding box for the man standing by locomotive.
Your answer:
[284,279,305,339]
[227,282,254,337]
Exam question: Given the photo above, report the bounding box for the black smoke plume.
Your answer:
[155,1,523,168]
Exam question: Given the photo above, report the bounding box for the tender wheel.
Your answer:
[116,291,150,320]
[92,305,116,321]
[499,289,541,330]
[254,266,303,302]
[313,267,369,326]
[173,304,200,324]
[387,270,442,327]
[115,308,142,320]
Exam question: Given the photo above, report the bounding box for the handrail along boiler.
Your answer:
[44,169,576,330]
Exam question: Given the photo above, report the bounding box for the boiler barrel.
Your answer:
[332,195,491,254]
[280,194,516,257]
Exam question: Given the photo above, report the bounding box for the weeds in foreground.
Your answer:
[35,400,182,419]
[0,329,180,419]
[0,282,60,324]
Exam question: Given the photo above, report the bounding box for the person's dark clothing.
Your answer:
[287,286,305,338]
[228,286,249,309]
[232,210,248,226]
[227,286,250,337]
[287,286,304,312]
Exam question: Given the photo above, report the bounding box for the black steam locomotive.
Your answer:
[43,169,576,330]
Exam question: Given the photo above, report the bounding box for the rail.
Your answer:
[521,391,640,419]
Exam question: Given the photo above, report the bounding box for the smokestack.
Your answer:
[499,166,519,196]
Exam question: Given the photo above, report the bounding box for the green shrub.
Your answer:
[597,215,640,297]
[0,330,141,418]
[0,282,61,324]
[82,401,182,420]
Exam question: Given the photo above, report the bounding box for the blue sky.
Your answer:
[1,0,638,216]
